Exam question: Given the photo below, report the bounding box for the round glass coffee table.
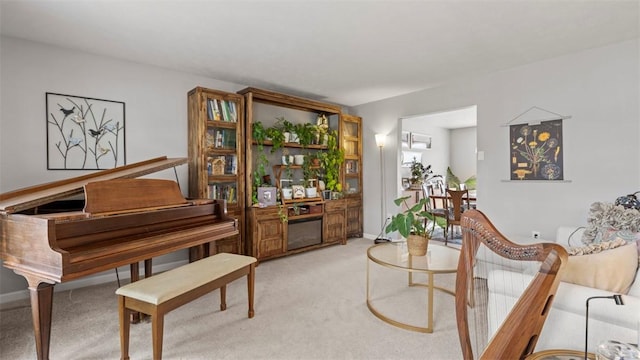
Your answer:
[525,349,595,360]
[366,241,460,333]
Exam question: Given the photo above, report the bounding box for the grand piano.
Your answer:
[0,156,238,360]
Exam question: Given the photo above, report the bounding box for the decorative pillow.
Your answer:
[582,202,640,245]
[566,237,626,256]
[561,242,638,294]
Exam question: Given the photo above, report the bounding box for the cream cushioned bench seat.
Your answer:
[116,253,257,360]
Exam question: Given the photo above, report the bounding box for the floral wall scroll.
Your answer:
[46,93,125,170]
[510,119,563,180]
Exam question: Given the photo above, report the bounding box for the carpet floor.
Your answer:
[0,238,463,360]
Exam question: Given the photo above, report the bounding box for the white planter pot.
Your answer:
[305,187,317,198]
[283,132,291,143]
[281,188,293,200]
[294,154,305,165]
[282,155,293,165]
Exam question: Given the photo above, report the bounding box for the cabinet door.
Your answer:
[256,216,285,258]
[346,198,363,238]
[324,200,346,244]
[341,115,362,197]
[204,124,239,203]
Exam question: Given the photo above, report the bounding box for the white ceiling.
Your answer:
[1,1,638,107]
[404,105,478,129]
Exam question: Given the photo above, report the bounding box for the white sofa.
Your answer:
[486,227,640,353]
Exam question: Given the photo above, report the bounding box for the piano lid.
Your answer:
[0,156,187,214]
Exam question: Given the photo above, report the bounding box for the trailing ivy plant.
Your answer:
[319,130,344,192]
[277,203,288,223]
[294,123,316,148]
[302,153,318,188]
[251,121,270,204]
[265,126,285,153]
[275,117,295,135]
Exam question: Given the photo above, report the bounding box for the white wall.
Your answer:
[450,127,477,183]
[0,37,246,297]
[356,39,639,241]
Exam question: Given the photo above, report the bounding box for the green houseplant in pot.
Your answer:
[385,196,433,256]
[251,121,271,204]
[319,130,344,198]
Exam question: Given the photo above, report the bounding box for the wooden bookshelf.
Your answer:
[188,86,245,256]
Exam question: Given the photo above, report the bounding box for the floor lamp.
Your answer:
[584,295,624,360]
[374,134,389,243]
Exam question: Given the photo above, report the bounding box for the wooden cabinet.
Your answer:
[187,86,245,256]
[324,199,347,244]
[341,114,363,238]
[187,86,364,261]
[239,87,342,206]
[239,87,348,260]
[249,207,285,259]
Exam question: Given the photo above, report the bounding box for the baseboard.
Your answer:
[0,260,188,309]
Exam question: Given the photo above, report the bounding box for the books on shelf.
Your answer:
[207,129,237,149]
[207,155,237,175]
[207,183,237,203]
[207,98,237,122]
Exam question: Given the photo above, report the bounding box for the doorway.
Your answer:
[398,105,477,194]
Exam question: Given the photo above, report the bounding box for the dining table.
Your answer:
[429,190,477,201]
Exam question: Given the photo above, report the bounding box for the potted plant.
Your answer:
[410,160,444,188]
[266,126,285,153]
[446,166,476,190]
[251,122,270,204]
[409,158,431,187]
[252,121,268,145]
[302,154,318,198]
[280,155,294,200]
[294,122,316,148]
[275,117,295,143]
[319,130,344,196]
[385,196,434,256]
[281,148,293,165]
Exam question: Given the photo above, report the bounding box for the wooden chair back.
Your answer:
[446,189,470,224]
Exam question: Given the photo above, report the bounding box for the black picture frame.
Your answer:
[46,92,126,170]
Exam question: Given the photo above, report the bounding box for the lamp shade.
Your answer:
[375,134,386,148]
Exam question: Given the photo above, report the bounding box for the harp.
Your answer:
[455,209,568,360]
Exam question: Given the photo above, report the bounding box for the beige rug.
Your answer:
[0,238,462,360]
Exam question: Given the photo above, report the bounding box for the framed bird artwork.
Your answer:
[46,92,125,170]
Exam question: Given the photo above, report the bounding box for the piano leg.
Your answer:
[22,275,55,360]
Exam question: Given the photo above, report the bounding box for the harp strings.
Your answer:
[464,227,540,357]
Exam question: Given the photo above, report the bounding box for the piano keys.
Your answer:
[0,156,238,360]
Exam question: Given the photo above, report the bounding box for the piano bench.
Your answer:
[116,253,257,360]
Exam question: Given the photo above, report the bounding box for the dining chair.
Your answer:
[423,184,448,238]
[444,189,471,244]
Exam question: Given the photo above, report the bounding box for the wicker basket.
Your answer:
[407,234,429,256]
